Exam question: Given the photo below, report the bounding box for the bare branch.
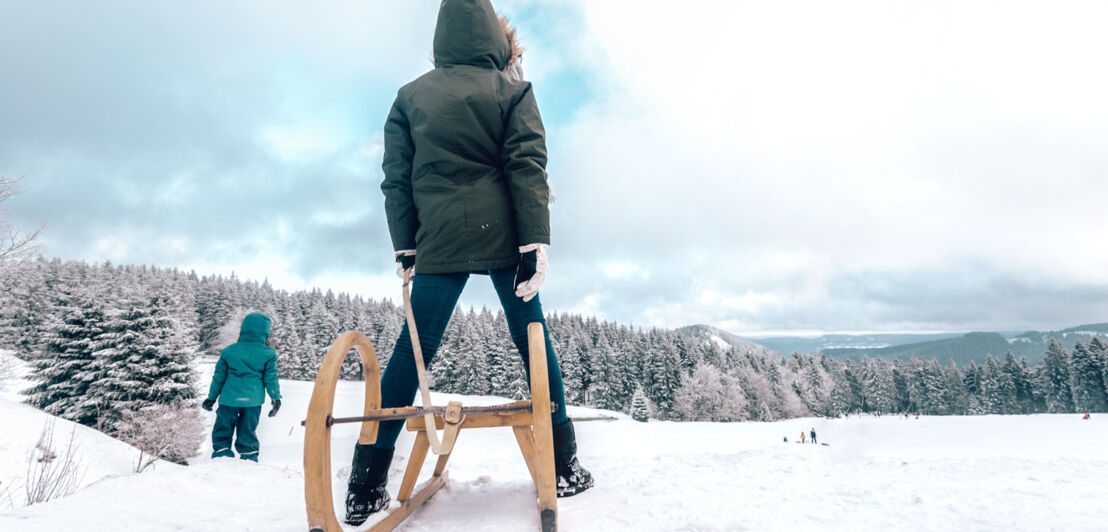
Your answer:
[24,420,85,506]
[0,175,46,261]
[0,175,22,203]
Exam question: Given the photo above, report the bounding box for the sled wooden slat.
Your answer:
[369,473,448,532]
[512,425,540,486]
[527,323,559,532]
[303,323,558,532]
[398,431,430,503]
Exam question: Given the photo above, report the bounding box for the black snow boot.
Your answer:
[552,420,594,497]
[344,445,394,526]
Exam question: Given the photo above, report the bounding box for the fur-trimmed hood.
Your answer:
[433,0,523,79]
[499,14,524,80]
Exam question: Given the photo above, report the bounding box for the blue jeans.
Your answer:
[212,405,261,461]
[369,268,569,450]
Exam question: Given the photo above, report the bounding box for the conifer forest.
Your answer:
[2,258,1107,433]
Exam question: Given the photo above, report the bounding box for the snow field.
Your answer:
[1,353,1106,531]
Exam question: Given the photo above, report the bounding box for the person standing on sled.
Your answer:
[202,312,282,462]
[343,0,594,525]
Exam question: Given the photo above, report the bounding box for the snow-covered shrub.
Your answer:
[213,308,256,352]
[114,402,204,471]
[674,364,748,422]
[25,419,85,506]
[0,349,16,386]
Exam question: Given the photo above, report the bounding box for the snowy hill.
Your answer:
[0,351,170,510]
[675,324,780,357]
[2,355,1107,531]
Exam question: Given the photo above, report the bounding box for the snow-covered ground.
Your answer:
[1,351,1106,531]
[0,350,177,511]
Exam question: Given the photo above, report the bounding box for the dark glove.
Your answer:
[268,399,281,418]
[514,244,547,302]
[394,250,416,279]
[202,398,215,411]
[515,250,537,289]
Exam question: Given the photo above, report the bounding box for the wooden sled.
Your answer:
[303,322,558,532]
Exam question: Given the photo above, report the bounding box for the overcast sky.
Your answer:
[3,0,1107,335]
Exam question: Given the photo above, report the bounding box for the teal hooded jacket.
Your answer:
[207,313,281,407]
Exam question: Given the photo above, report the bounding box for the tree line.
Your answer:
[2,258,1107,433]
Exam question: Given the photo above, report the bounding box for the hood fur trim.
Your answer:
[499,14,525,80]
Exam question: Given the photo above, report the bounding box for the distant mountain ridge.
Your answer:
[740,323,1108,366]
[673,324,780,357]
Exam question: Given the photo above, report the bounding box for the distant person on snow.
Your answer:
[800,431,806,444]
[810,428,817,444]
[201,312,282,462]
[343,0,593,526]
[1083,412,1091,420]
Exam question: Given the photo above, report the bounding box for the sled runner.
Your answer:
[301,322,559,532]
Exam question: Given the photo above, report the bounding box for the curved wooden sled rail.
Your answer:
[303,323,558,532]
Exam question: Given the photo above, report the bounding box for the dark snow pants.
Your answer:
[212,404,262,461]
[367,268,570,451]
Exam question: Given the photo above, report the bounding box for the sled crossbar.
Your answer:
[302,400,558,427]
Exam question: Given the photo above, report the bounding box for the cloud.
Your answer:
[4,1,1108,333]
[527,0,1108,332]
[0,1,438,287]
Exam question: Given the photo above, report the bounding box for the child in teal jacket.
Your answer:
[202,312,282,461]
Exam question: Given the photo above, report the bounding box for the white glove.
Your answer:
[395,249,416,279]
[514,243,548,302]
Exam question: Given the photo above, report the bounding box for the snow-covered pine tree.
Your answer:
[453,315,490,396]
[587,335,617,410]
[962,360,983,408]
[269,297,307,380]
[823,357,860,416]
[942,360,966,414]
[1087,336,1108,404]
[629,385,650,422]
[557,332,591,405]
[1001,351,1033,414]
[980,354,1017,414]
[427,307,462,392]
[195,275,235,355]
[92,295,196,430]
[24,292,111,427]
[643,332,681,419]
[891,361,912,413]
[789,352,833,415]
[861,357,896,413]
[758,400,774,422]
[1069,340,1108,413]
[918,359,948,415]
[0,258,51,357]
[484,308,514,396]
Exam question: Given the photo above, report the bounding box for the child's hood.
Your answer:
[239,312,272,344]
[433,0,515,71]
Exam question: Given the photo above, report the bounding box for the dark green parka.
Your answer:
[207,313,281,408]
[381,0,550,274]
